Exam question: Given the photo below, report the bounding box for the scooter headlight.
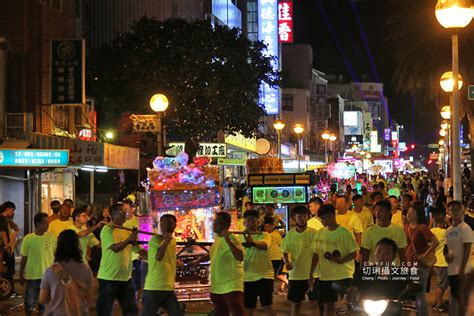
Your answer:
[363,299,389,316]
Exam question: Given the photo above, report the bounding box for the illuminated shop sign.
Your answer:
[252,186,307,204]
[0,149,69,168]
[278,0,293,43]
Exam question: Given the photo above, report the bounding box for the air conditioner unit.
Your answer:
[5,113,33,141]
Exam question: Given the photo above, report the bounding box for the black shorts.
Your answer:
[448,275,461,300]
[288,280,309,302]
[271,260,284,275]
[244,278,274,309]
[318,279,352,303]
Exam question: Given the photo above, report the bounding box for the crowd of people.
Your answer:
[0,169,474,315]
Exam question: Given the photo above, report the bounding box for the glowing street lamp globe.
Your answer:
[321,131,330,140]
[435,0,473,29]
[440,105,451,120]
[293,124,304,134]
[439,129,447,137]
[439,139,446,146]
[329,135,337,141]
[441,121,449,130]
[440,71,463,92]
[149,94,169,112]
[273,120,285,131]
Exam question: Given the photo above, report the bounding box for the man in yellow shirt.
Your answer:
[96,203,147,315]
[69,207,102,261]
[263,217,287,292]
[241,210,274,316]
[352,194,374,233]
[431,209,449,312]
[388,195,404,227]
[19,213,56,316]
[360,200,407,265]
[194,212,245,315]
[308,197,324,231]
[335,195,362,245]
[123,196,143,299]
[281,206,319,316]
[143,214,183,315]
[47,203,72,238]
[309,204,358,316]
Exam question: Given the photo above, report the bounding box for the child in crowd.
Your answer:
[263,216,287,293]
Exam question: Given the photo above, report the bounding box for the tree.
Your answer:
[383,0,474,171]
[87,17,279,141]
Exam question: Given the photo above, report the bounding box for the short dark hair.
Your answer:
[263,216,275,225]
[309,197,324,205]
[63,199,74,207]
[50,200,61,214]
[319,204,336,217]
[160,214,177,223]
[388,195,398,201]
[447,200,463,212]
[55,229,83,263]
[336,195,347,201]
[244,210,259,219]
[1,201,16,213]
[72,206,88,221]
[371,191,383,199]
[244,201,253,207]
[215,211,232,229]
[352,194,363,201]
[374,200,392,213]
[376,238,398,256]
[109,203,125,215]
[34,212,48,227]
[410,201,428,225]
[291,205,309,217]
[402,193,413,201]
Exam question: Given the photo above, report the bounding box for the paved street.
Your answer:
[0,278,449,315]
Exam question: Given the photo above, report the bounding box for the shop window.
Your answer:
[282,94,293,111]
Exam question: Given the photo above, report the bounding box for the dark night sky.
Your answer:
[292,0,440,146]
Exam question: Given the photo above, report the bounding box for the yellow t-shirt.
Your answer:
[69,225,100,261]
[20,232,56,280]
[431,227,447,268]
[281,227,317,280]
[353,207,374,233]
[391,210,404,228]
[97,225,135,281]
[336,211,363,236]
[241,233,274,282]
[308,217,324,231]
[47,219,73,238]
[124,216,139,261]
[361,224,407,263]
[144,236,176,291]
[210,234,244,294]
[236,218,245,231]
[267,230,283,261]
[315,226,359,281]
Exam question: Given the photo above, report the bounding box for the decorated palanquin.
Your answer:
[140,153,220,301]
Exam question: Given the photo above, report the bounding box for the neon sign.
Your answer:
[278,0,293,43]
[258,0,279,115]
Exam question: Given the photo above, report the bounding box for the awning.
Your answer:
[33,133,139,170]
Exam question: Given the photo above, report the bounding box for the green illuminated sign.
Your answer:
[252,186,307,204]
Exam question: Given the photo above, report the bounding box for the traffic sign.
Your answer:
[469,85,474,100]
[428,143,440,149]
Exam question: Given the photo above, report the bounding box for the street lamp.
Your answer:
[321,131,330,164]
[150,93,169,156]
[439,139,446,146]
[293,124,304,172]
[440,129,447,137]
[273,120,285,159]
[441,120,449,130]
[440,105,451,120]
[440,71,464,92]
[435,0,472,200]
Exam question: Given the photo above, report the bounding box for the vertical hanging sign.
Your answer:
[258,0,279,115]
[278,0,293,43]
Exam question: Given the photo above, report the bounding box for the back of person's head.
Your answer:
[34,212,48,227]
[50,200,61,214]
[402,193,413,202]
[319,204,336,217]
[263,216,275,226]
[244,209,259,219]
[55,229,83,263]
[352,194,363,202]
[215,211,232,228]
[375,199,392,213]
[447,200,463,212]
[160,213,177,223]
[291,205,309,217]
[411,201,428,225]
[371,191,383,200]
[109,203,124,216]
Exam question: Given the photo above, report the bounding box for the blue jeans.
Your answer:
[96,279,138,316]
[24,280,43,312]
[142,290,183,316]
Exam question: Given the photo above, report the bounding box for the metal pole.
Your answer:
[90,170,95,204]
[452,33,461,201]
[297,135,301,172]
[277,130,281,159]
[0,37,6,139]
[324,140,328,164]
[157,114,163,156]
